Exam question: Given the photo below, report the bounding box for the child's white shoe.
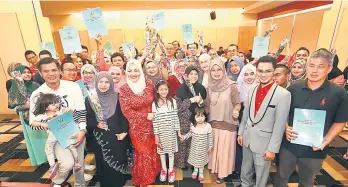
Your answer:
[160,169,167,182]
[168,169,175,183]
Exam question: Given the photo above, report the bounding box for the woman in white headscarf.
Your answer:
[236,63,257,104]
[235,63,257,176]
[198,54,211,88]
[81,64,97,91]
[118,59,160,187]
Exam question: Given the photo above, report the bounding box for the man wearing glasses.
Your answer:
[225,44,239,70]
[238,56,291,187]
[61,62,78,81]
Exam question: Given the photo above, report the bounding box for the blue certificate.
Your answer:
[122,42,135,59]
[182,24,194,44]
[291,108,326,148]
[75,80,89,98]
[59,26,82,54]
[48,112,80,149]
[81,7,108,38]
[104,41,116,54]
[152,12,165,31]
[40,42,57,59]
[252,36,270,58]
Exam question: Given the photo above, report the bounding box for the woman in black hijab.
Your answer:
[174,66,207,169]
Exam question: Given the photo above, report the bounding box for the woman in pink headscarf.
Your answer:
[108,66,126,93]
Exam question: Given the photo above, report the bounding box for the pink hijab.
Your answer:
[108,66,126,93]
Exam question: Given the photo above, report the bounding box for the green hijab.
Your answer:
[11,65,39,95]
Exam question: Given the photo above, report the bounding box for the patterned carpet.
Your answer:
[0,114,347,187]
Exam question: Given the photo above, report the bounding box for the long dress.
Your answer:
[86,99,129,187]
[119,79,160,186]
[173,96,192,168]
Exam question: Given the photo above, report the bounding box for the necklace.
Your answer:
[209,90,221,106]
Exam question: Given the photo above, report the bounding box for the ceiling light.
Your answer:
[207,4,211,6]
[144,5,150,8]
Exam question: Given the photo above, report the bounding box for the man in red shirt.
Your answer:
[25,50,39,76]
[238,56,291,187]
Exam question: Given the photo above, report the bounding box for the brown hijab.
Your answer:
[208,58,233,92]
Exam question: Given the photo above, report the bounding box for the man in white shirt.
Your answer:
[29,57,87,187]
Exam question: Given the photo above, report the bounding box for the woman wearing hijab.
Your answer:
[198,54,211,88]
[119,59,160,186]
[290,59,306,84]
[174,66,207,168]
[8,65,40,123]
[85,72,129,187]
[6,62,21,92]
[206,58,241,184]
[234,63,257,176]
[108,66,126,93]
[81,64,97,91]
[8,65,47,166]
[167,59,187,98]
[237,64,257,107]
[226,57,244,81]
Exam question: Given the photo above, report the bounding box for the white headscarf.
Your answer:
[81,64,97,90]
[125,59,146,95]
[237,63,257,103]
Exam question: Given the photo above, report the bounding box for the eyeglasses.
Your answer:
[83,71,94,75]
[64,69,77,73]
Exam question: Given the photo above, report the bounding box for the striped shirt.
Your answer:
[184,123,213,168]
[152,100,180,154]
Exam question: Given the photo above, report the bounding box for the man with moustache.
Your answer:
[29,58,87,187]
[238,56,291,187]
[274,49,348,187]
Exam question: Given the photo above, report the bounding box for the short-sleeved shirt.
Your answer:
[282,79,348,159]
[29,80,87,131]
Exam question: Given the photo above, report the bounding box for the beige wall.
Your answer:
[330,1,348,70]
[48,8,244,56]
[0,1,53,114]
[257,8,326,55]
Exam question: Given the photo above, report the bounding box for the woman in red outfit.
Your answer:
[119,59,160,186]
[167,59,187,98]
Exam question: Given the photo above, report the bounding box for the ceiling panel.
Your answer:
[40,1,257,17]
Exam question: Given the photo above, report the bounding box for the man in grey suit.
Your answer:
[238,56,291,187]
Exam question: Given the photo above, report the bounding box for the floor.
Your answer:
[0,114,347,187]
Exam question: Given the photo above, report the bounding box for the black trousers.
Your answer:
[273,147,324,187]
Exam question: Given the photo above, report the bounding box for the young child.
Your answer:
[152,80,183,183]
[33,93,81,179]
[181,107,213,181]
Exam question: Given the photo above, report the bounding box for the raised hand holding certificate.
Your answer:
[252,36,270,58]
[59,26,82,54]
[152,12,165,31]
[81,7,108,38]
[182,24,194,44]
[48,112,80,149]
[291,108,326,148]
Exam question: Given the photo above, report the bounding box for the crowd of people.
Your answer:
[6,34,348,187]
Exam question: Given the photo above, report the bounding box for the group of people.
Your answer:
[6,35,348,187]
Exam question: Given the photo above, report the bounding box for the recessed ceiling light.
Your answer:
[207,4,211,6]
